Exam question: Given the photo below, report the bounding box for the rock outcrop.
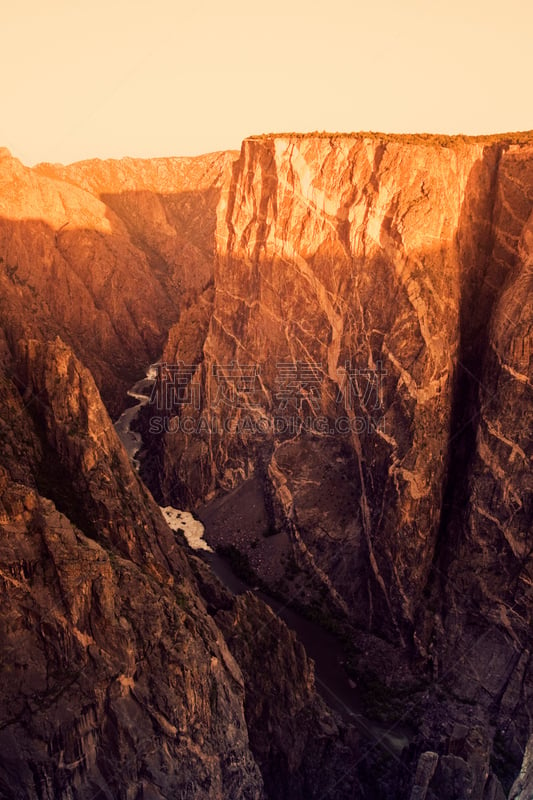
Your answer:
[1,132,532,798]
[143,133,533,797]
[0,338,265,799]
[0,149,232,415]
[192,561,367,799]
[0,335,371,799]
[0,147,370,798]
[36,152,234,297]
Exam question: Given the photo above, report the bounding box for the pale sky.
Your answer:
[1,0,531,165]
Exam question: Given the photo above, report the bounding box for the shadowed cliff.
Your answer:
[0,134,532,799]
[0,149,231,415]
[0,149,374,799]
[139,134,533,798]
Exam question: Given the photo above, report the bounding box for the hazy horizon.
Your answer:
[2,0,532,166]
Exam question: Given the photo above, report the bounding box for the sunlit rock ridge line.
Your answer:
[147,133,533,798]
[0,146,363,800]
[0,132,531,799]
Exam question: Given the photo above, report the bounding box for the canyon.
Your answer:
[0,133,531,799]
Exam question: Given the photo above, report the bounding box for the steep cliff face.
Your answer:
[0,339,264,799]
[430,151,533,795]
[0,143,382,800]
[146,134,533,796]
[0,149,230,415]
[36,152,235,296]
[1,335,372,799]
[192,561,368,800]
[1,133,531,799]
[151,136,526,632]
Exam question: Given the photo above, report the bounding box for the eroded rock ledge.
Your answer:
[143,133,533,798]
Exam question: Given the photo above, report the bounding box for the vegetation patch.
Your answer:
[248,130,533,148]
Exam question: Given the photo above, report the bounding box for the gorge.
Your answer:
[0,132,531,799]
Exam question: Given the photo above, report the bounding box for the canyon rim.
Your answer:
[0,131,532,799]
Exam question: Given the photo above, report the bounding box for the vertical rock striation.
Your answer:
[1,335,370,799]
[0,338,265,799]
[0,149,232,415]
[1,133,532,798]
[154,136,530,636]
[147,133,533,797]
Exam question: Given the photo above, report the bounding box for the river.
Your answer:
[114,368,411,760]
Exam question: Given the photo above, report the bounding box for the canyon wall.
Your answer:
[0,149,369,798]
[0,334,369,799]
[0,134,531,798]
[0,149,232,415]
[153,135,532,633]
[147,134,533,796]
[0,338,263,799]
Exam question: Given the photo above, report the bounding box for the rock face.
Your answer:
[0,148,232,415]
[0,335,371,799]
[0,339,264,799]
[150,135,529,627]
[430,148,533,796]
[0,149,373,798]
[192,563,366,800]
[36,152,233,297]
[144,134,533,796]
[0,133,532,799]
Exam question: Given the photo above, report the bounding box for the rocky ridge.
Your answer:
[0,334,371,799]
[0,132,531,798]
[0,148,232,415]
[0,149,371,799]
[143,133,533,797]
